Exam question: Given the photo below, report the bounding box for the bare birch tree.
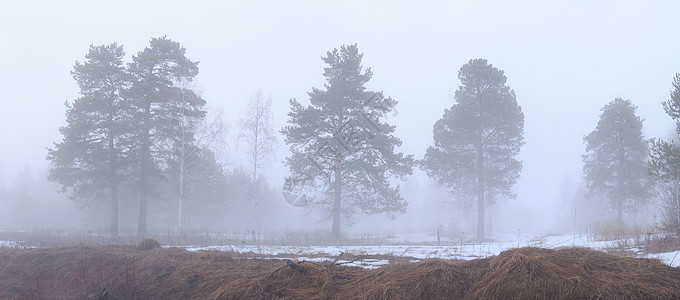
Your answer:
[239,90,277,233]
[161,81,226,233]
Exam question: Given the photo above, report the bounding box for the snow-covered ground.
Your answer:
[1,233,678,269]
[186,233,680,269]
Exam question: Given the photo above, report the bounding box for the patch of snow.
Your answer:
[644,250,680,267]
[0,240,18,248]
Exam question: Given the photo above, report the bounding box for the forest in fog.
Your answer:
[1,1,679,241]
[0,38,678,241]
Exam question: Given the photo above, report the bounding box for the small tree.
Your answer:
[160,84,223,233]
[47,43,130,237]
[238,90,277,233]
[421,58,524,240]
[650,73,680,232]
[583,98,652,227]
[281,44,414,239]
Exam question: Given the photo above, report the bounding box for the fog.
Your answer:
[1,1,679,237]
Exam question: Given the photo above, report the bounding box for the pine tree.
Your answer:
[650,74,680,181]
[126,37,203,235]
[47,43,131,237]
[281,44,414,239]
[421,58,524,240]
[583,98,652,227]
[650,73,680,231]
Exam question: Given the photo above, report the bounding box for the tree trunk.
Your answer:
[178,103,186,234]
[617,198,623,228]
[139,164,148,235]
[477,147,485,240]
[178,159,184,234]
[477,182,485,240]
[332,157,342,240]
[251,151,257,234]
[109,144,118,238]
[108,98,118,238]
[676,179,680,228]
[110,188,118,238]
[138,107,150,236]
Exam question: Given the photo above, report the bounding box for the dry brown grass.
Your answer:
[1,246,680,299]
[646,234,680,254]
[466,247,680,299]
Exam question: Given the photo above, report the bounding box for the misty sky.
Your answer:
[1,0,679,231]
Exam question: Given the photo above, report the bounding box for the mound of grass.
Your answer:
[1,246,680,299]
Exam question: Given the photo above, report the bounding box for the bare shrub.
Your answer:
[137,239,161,251]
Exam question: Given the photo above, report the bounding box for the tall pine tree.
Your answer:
[127,37,203,235]
[47,43,131,237]
[583,98,652,227]
[281,44,414,239]
[422,58,524,240]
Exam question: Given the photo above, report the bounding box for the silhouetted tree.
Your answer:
[583,98,652,227]
[422,58,524,240]
[47,43,131,237]
[281,44,414,239]
[126,37,203,235]
[239,90,277,232]
[650,73,680,231]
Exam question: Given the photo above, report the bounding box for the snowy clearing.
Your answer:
[2,232,678,269]
[186,234,680,268]
[185,233,680,269]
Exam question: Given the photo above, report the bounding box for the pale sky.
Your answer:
[1,0,679,232]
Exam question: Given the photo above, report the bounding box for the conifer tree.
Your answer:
[650,74,680,231]
[282,44,414,238]
[48,43,131,237]
[583,98,652,226]
[127,37,204,234]
[422,59,524,240]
